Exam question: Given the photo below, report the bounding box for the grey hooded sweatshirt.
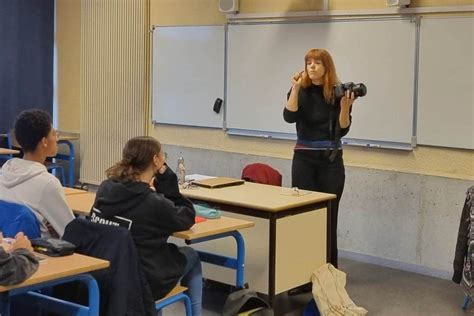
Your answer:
[0,247,39,285]
[0,158,74,237]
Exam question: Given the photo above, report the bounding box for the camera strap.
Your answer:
[326,102,342,162]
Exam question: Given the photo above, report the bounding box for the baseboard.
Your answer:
[339,249,452,280]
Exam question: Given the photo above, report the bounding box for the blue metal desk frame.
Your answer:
[185,230,246,289]
[0,273,99,316]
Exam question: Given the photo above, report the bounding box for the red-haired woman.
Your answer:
[284,49,356,269]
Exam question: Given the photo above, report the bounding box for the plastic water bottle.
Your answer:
[176,157,186,185]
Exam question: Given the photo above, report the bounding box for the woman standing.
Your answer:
[284,48,356,268]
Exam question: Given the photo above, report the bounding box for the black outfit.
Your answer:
[62,218,156,316]
[284,84,351,267]
[93,167,196,300]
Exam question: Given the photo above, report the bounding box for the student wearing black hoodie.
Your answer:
[92,136,202,315]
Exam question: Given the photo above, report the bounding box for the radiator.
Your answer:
[80,0,150,185]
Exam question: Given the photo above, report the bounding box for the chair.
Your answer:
[156,285,192,315]
[241,163,282,186]
[0,200,41,238]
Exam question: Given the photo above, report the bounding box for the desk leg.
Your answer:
[327,200,332,264]
[268,214,276,307]
[187,230,246,289]
[0,292,11,316]
[9,274,99,316]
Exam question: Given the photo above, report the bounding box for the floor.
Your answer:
[163,258,473,316]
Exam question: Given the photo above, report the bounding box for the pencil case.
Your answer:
[31,238,76,257]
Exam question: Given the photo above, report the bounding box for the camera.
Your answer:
[333,82,367,99]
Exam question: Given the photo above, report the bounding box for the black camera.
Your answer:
[333,82,367,99]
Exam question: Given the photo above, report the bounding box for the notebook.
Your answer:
[193,177,245,189]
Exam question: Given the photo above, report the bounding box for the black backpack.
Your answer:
[222,289,274,316]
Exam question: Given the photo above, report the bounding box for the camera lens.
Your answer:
[353,83,367,97]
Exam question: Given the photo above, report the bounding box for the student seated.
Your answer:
[0,110,74,237]
[0,232,39,286]
[93,136,202,315]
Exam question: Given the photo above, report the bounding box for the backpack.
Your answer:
[222,289,274,316]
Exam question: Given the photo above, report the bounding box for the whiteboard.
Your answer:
[417,16,474,149]
[226,19,417,146]
[152,26,225,128]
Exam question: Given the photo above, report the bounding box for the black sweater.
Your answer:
[284,84,351,141]
[93,167,195,300]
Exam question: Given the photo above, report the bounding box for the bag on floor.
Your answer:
[311,263,367,316]
[222,289,273,316]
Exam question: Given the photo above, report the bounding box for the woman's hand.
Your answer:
[340,89,355,111]
[291,71,304,88]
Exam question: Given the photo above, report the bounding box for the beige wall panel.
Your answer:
[150,0,225,25]
[56,0,81,132]
[275,208,327,293]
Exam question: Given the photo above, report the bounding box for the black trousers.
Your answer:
[291,149,345,267]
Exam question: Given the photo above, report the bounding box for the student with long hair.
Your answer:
[284,49,357,269]
[93,136,202,315]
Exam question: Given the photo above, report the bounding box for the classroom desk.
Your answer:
[181,182,336,305]
[64,187,89,196]
[64,192,256,288]
[0,253,109,316]
[0,148,19,155]
[65,192,96,216]
[173,216,254,288]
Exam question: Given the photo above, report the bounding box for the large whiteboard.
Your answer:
[226,19,416,146]
[152,26,224,128]
[417,16,474,149]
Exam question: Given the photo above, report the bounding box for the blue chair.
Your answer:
[0,200,41,238]
[155,285,193,315]
[45,162,66,185]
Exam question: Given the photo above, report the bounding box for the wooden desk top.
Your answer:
[0,148,19,155]
[0,253,109,292]
[66,192,96,216]
[58,135,79,142]
[173,216,254,240]
[64,187,89,195]
[182,182,336,212]
[64,193,254,239]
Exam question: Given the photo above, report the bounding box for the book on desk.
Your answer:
[193,177,244,189]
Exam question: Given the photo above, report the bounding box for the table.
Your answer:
[173,216,254,288]
[64,187,89,196]
[64,192,256,289]
[65,192,96,216]
[0,253,109,316]
[0,148,19,155]
[181,182,336,305]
